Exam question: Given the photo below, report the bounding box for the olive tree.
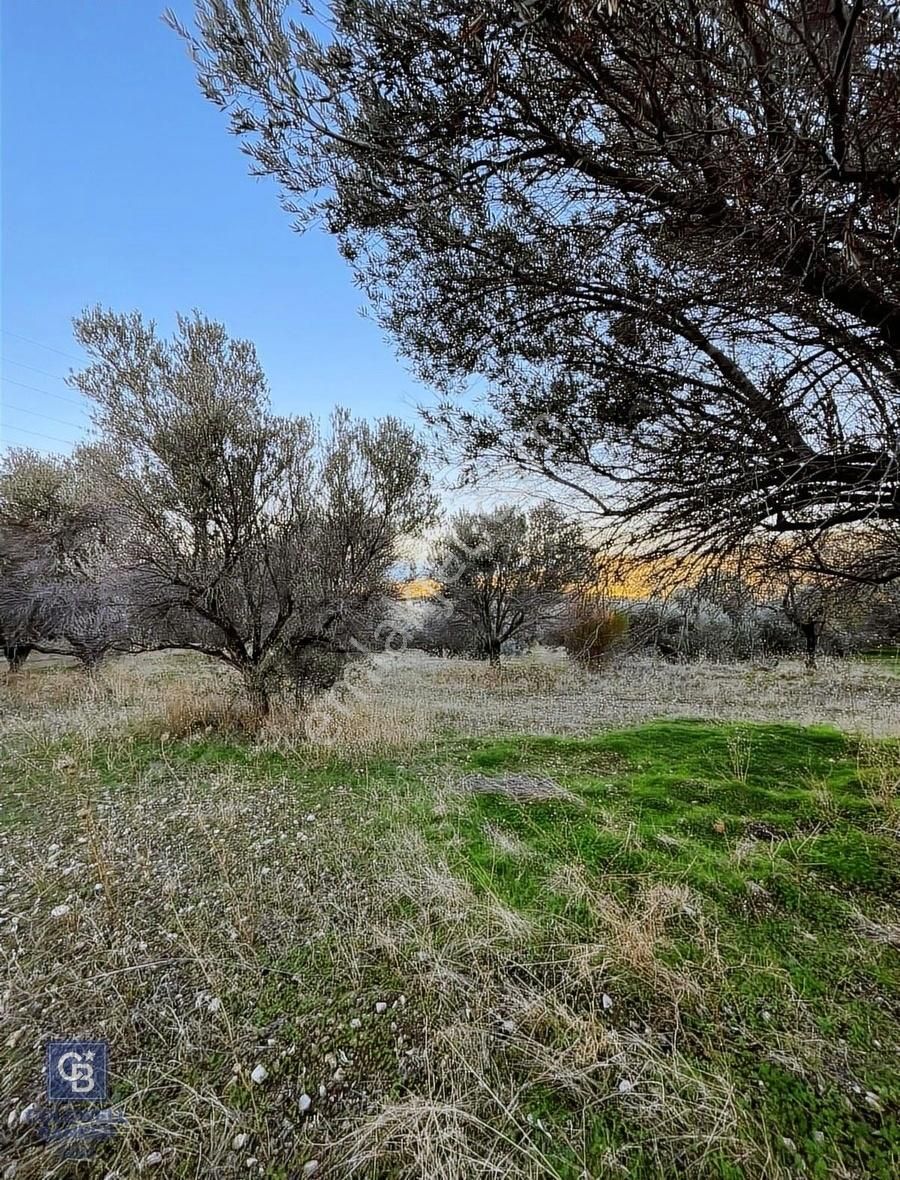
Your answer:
[70,307,435,714]
[0,447,123,671]
[176,0,900,583]
[430,503,594,664]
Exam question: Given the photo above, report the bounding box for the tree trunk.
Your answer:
[487,638,501,667]
[245,677,271,718]
[800,621,819,670]
[4,644,33,672]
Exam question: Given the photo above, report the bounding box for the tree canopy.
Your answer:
[430,502,594,661]
[67,306,436,710]
[177,0,900,581]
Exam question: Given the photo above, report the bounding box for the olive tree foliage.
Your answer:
[70,307,435,713]
[176,0,900,584]
[0,447,128,671]
[428,503,594,663]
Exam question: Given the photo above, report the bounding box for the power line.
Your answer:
[1,424,76,449]
[0,328,83,363]
[3,402,87,432]
[0,377,88,410]
[0,357,72,383]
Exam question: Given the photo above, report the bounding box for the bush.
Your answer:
[561,606,628,669]
[621,596,799,662]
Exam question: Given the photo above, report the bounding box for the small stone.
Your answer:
[250,1064,268,1085]
[141,1153,163,1169]
[782,1137,796,1152]
[375,1002,387,1014]
[207,997,222,1013]
[6,1109,18,1129]
[500,1019,515,1034]
[618,1079,634,1093]
[601,993,613,1010]
[864,1092,883,1112]
[318,1084,327,1098]
[349,1018,361,1029]
[18,1103,37,1126]
[298,1093,312,1113]
[232,1133,249,1150]
[245,1160,257,1169]
[302,1163,320,1178]
[812,1131,825,1144]
[332,1068,345,1083]
[50,904,71,919]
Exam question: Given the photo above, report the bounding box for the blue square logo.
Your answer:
[47,1041,108,1102]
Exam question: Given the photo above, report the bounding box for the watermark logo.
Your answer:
[47,1041,108,1102]
[34,1106,126,1159]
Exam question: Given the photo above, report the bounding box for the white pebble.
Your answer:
[298,1093,312,1113]
[18,1103,37,1126]
[350,1018,361,1029]
[250,1064,268,1085]
[302,1163,320,1178]
[601,993,613,1010]
[232,1133,249,1150]
[50,904,71,919]
[141,1153,163,1168]
[618,1079,634,1093]
[375,1002,387,1014]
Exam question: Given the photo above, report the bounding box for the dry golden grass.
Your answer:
[4,645,899,754]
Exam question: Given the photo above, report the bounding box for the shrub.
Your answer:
[561,606,629,670]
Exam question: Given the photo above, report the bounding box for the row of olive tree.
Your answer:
[395,522,894,668]
[1,308,436,715]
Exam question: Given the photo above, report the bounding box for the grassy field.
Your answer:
[1,652,899,1178]
[859,650,900,677]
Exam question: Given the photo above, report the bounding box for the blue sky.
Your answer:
[0,0,433,456]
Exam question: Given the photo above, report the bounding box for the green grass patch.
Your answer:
[439,721,900,1177]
